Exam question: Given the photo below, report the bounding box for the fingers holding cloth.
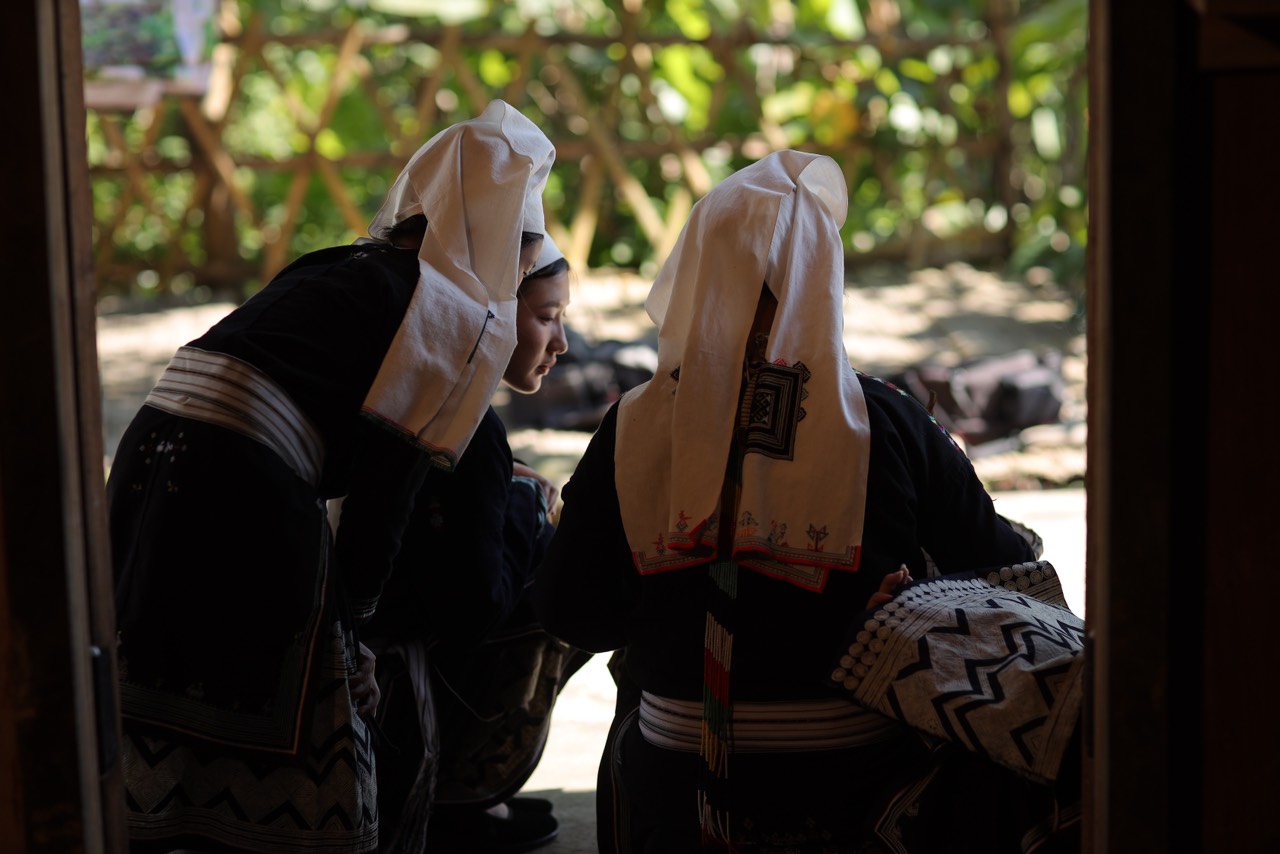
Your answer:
[865,564,913,610]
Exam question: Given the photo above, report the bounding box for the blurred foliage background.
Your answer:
[84,0,1086,312]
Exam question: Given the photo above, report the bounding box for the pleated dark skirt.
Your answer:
[109,406,378,853]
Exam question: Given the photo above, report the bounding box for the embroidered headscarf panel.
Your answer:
[362,100,555,468]
[616,151,871,591]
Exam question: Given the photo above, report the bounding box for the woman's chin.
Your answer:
[503,376,541,395]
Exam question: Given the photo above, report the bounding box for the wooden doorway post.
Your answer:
[0,1,125,850]
[1088,1,1280,850]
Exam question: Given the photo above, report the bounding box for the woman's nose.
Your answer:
[550,322,568,355]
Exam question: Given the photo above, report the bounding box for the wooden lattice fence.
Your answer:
[85,1,1086,302]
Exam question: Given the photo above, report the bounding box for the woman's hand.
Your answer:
[513,461,560,510]
[866,565,912,610]
[349,642,380,718]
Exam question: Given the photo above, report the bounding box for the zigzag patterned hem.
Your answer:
[122,629,379,854]
[126,809,378,854]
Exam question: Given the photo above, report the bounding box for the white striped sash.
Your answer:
[144,346,324,488]
[638,690,902,754]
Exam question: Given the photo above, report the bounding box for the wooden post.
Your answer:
[1,1,125,851]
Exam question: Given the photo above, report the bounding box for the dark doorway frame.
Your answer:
[4,1,1280,851]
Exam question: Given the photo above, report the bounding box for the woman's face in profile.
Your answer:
[505,267,570,394]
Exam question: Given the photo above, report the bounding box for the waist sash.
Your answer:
[639,691,902,754]
[145,346,323,487]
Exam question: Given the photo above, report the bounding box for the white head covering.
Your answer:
[530,233,565,277]
[615,150,871,592]
[361,100,555,468]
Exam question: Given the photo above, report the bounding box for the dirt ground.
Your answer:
[96,261,1087,493]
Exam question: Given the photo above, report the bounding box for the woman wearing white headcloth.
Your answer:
[107,100,554,854]
[533,151,1040,851]
[361,234,588,853]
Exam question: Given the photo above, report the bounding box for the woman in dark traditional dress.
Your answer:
[107,100,554,854]
[360,236,585,854]
[533,151,1079,852]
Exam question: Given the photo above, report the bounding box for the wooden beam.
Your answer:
[177,96,257,221]
[1,1,123,850]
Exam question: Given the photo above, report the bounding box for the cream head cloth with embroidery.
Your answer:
[361,100,555,469]
[615,151,871,592]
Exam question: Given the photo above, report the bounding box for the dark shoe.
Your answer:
[428,801,559,853]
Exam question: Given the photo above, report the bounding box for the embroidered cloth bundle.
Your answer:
[830,560,1085,784]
